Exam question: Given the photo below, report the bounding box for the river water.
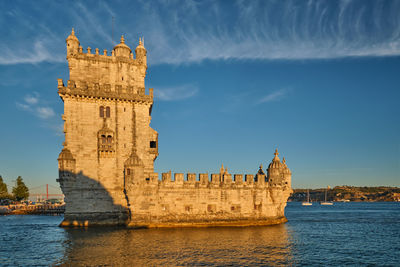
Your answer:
[0,202,399,266]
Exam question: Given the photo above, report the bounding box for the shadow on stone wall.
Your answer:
[58,171,129,227]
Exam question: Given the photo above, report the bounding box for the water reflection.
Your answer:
[57,225,293,266]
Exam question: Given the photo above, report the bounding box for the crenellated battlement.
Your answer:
[57,78,153,103]
[156,170,289,188]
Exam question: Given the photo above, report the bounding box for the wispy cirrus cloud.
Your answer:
[16,92,55,120]
[130,0,400,64]
[36,107,55,119]
[258,88,289,104]
[1,0,400,65]
[24,92,39,105]
[16,92,62,134]
[0,40,64,65]
[154,84,199,101]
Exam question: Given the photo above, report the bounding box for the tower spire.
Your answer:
[273,148,280,162]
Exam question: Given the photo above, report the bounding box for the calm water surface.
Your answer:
[0,202,399,266]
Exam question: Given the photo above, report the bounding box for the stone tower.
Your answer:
[57,29,158,225]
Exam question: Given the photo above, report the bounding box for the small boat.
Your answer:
[302,189,312,206]
[320,186,333,205]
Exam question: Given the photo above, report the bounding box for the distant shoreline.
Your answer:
[290,186,400,202]
[0,204,65,215]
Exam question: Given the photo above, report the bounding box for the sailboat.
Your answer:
[302,189,312,206]
[320,186,333,205]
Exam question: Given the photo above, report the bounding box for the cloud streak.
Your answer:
[16,92,55,120]
[36,107,55,119]
[154,84,199,101]
[1,0,400,65]
[24,92,39,105]
[258,89,288,104]
[141,0,400,64]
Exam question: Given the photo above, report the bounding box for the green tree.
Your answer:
[0,175,9,199]
[12,176,29,201]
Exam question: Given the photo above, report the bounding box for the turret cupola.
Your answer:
[266,149,292,187]
[268,149,284,170]
[135,37,147,66]
[113,35,131,58]
[66,28,80,56]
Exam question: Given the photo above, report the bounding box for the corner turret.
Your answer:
[66,28,80,57]
[57,144,76,184]
[135,37,147,66]
[267,149,291,187]
[124,151,144,185]
[113,35,131,58]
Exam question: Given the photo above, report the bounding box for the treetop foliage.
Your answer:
[12,176,29,201]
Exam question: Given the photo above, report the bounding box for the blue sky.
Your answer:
[0,0,399,193]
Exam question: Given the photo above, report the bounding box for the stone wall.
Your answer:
[126,172,292,227]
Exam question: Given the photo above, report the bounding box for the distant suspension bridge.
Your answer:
[28,184,64,202]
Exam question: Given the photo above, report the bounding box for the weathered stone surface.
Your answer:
[57,29,292,228]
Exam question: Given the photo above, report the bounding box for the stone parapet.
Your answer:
[157,172,290,189]
[58,79,153,103]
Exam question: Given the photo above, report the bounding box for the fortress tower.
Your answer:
[57,29,292,227]
[58,29,158,225]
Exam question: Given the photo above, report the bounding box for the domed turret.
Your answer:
[113,35,131,58]
[268,149,284,170]
[66,28,80,56]
[267,149,292,187]
[135,37,147,66]
[124,150,144,185]
[58,146,76,181]
[124,151,144,167]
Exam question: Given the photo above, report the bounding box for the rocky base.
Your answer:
[60,213,288,228]
[127,216,288,228]
[60,212,129,227]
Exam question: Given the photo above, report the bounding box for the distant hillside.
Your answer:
[289,186,400,202]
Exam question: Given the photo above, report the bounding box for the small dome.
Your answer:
[113,35,131,57]
[58,148,74,161]
[125,151,143,167]
[135,37,146,51]
[66,28,79,42]
[267,149,284,169]
[257,164,265,175]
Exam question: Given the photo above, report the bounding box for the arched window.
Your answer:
[100,106,104,117]
[101,135,106,144]
[107,135,112,144]
[106,107,110,118]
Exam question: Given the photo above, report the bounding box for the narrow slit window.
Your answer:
[106,107,110,118]
[101,135,106,144]
[107,135,112,143]
[150,141,157,148]
[100,106,104,117]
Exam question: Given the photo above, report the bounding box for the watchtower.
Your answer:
[57,29,158,224]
